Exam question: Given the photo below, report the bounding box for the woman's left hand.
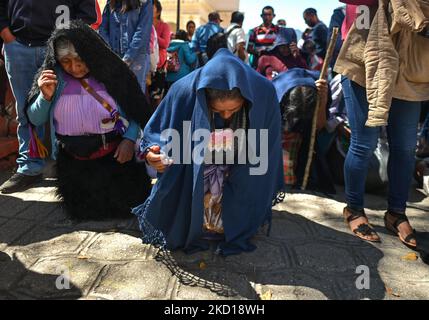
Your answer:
[114,139,135,164]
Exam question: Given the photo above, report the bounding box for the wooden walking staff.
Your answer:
[301,27,340,191]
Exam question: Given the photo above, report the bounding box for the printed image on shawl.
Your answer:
[133,49,284,256]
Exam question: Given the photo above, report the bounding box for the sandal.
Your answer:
[343,207,381,242]
[384,211,417,250]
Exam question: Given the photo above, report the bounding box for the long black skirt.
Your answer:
[55,146,152,220]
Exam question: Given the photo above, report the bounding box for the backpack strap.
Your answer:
[226,25,242,54]
[225,25,241,37]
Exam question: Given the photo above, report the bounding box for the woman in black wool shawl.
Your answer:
[25,20,153,220]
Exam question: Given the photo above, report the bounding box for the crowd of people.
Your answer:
[0,0,428,256]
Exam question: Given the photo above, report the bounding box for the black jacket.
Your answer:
[0,0,98,47]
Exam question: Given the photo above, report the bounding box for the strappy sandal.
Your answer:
[384,211,417,250]
[343,207,381,243]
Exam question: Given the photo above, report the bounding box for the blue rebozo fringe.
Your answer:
[131,199,167,249]
[265,188,286,237]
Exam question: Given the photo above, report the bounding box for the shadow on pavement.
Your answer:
[0,251,82,299]
[156,210,388,300]
[0,188,426,300]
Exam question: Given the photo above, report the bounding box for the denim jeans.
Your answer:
[342,77,421,214]
[4,40,47,175]
[420,110,429,142]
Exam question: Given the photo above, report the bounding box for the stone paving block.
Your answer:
[0,219,37,247]
[223,239,287,272]
[14,197,59,221]
[42,207,70,226]
[377,248,429,282]
[173,270,252,300]
[292,241,359,273]
[0,217,8,227]
[260,284,328,300]
[10,187,55,202]
[0,188,55,219]
[257,270,332,300]
[0,195,11,208]
[380,277,429,300]
[0,251,29,291]
[166,249,216,267]
[269,213,313,240]
[71,218,135,233]
[13,256,103,299]
[333,276,387,300]
[0,197,33,218]
[79,232,153,261]
[175,282,239,300]
[16,230,95,256]
[90,261,171,300]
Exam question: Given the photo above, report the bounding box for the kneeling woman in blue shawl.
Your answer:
[133,49,284,256]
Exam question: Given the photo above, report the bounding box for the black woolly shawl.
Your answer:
[26,20,152,127]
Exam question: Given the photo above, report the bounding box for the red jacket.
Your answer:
[91,0,102,30]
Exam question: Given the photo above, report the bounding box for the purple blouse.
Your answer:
[54,73,118,136]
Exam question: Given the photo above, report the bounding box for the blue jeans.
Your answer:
[420,111,429,142]
[342,78,421,214]
[4,41,47,176]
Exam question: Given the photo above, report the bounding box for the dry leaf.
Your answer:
[77,255,88,260]
[386,287,401,298]
[199,261,207,270]
[401,253,418,261]
[260,290,272,300]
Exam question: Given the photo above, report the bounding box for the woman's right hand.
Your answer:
[146,145,168,173]
[38,70,58,101]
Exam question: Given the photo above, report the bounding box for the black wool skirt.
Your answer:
[55,146,152,220]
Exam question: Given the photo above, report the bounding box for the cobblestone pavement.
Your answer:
[0,169,428,300]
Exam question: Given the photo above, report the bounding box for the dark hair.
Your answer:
[304,8,317,16]
[154,0,162,19]
[206,87,244,102]
[303,39,316,53]
[261,6,275,15]
[206,33,228,59]
[110,0,141,13]
[231,11,244,24]
[175,29,188,41]
[281,86,318,132]
[186,20,195,29]
[303,28,313,39]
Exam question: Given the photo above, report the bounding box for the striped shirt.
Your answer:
[248,24,279,53]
